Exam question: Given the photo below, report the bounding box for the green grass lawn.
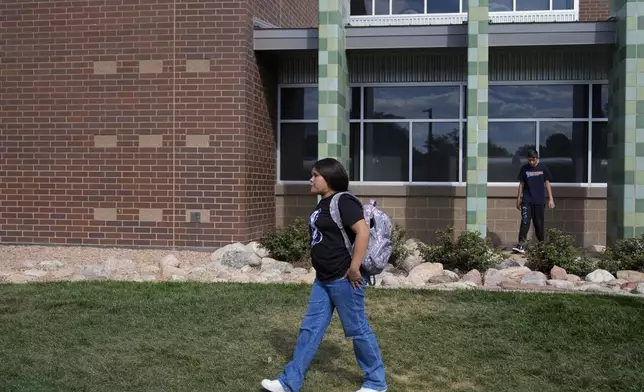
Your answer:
[1,282,643,392]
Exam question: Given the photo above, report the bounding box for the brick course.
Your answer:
[580,0,610,21]
[0,0,317,248]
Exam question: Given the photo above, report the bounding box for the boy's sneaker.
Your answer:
[261,379,286,392]
[512,244,525,254]
[356,388,388,392]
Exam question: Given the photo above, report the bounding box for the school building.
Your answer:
[0,1,641,249]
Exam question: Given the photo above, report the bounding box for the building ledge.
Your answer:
[254,21,615,51]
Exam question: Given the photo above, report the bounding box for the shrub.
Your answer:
[419,227,502,273]
[525,228,594,277]
[389,224,411,267]
[258,218,310,264]
[598,235,644,273]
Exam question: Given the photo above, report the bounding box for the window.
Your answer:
[351,0,574,15]
[485,84,607,184]
[278,83,608,185]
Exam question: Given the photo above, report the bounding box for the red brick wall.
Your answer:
[580,0,610,21]
[0,0,317,248]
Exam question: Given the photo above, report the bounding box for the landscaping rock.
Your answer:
[245,241,269,258]
[23,269,48,278]
[499,266,531,282]
[221,250,256,269]
[497,260,522,269]
[51,268,76,280]
[521,271,548,286]
[105,258,138,273]
[408,263,443,285]
[160,254,180,268]
[39,260,64,270]
[261,258,293,274]
[428,275,454,284]
[607,279,629,287]
[579,284,615,294]
[461,269,482,285]
[635,283,644,295]
[162,265,187,279]
[500,282,562,292]
[616,270,644,282]
[246,253,262,268]
[80,265,111,279]
[381,275,401,287]
[567,274,581,282]
[547,279,575,290]
[210,242,246,263]
[6,273,36,283]
[400,239,424,273]
[427,281,478,291]
[585,269,615,284]
[588,244,606,253]
[483,269,506,287]
[550,266,568,281]
[443,270,459,281]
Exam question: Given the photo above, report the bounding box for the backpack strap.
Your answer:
[329,191,355,255]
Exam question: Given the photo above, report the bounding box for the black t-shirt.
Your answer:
[517,163,552,205]
[308,193,364,281]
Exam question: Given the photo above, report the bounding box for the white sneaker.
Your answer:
[356,388,387,392]
[261,379,286,392]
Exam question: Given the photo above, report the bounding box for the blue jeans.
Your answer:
[278,272,387,392]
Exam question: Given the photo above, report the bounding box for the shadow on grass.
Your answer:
[266,327,363,387]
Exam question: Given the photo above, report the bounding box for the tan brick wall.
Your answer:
[488,198,607,248]
[579,0,610,21]
[276,185,608,248]
[0,0,317,248]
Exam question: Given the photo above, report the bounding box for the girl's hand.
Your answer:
[346,267,363,288]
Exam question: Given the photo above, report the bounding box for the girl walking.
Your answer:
[261,158,388,392]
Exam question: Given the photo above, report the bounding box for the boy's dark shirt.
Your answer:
[517,162,552,205]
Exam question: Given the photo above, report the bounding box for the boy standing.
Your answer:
[512,149,555,254]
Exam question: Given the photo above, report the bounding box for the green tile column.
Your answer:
[608,0,644,242]
[318,0,350,170]
[466,0,489,235]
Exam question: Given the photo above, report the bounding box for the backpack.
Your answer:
[329,192,393,285]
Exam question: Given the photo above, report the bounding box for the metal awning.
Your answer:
[254,21,615,51]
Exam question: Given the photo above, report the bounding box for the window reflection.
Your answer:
[489,85,589,119]
[280,123,318,181]
[592,123,609,183]
[539,122,588,183]
[393,0,423,14]
[280,87,317,120]
[364,123,410,181]
[592,84,609,118]
[427,0,460,13]
[412,123,460,182]
[350,0,372,15]
[375,0,389,14]
[349,123,361,181]
[488,122,536,182]
[516,0,549,11]
[553,0,574,10]
[364,86,461,120]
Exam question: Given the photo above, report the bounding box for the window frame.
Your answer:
[277,79,608,188]
[349,0,580,25]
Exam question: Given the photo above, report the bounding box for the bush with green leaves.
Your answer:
[525,228,594,277]
[258,218,310,264]
[389,223,411,267]
[419,227,501,273]
[598,235,644,273]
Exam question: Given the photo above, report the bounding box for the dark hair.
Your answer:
[527,149,539,158]
[312,158,349,192]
